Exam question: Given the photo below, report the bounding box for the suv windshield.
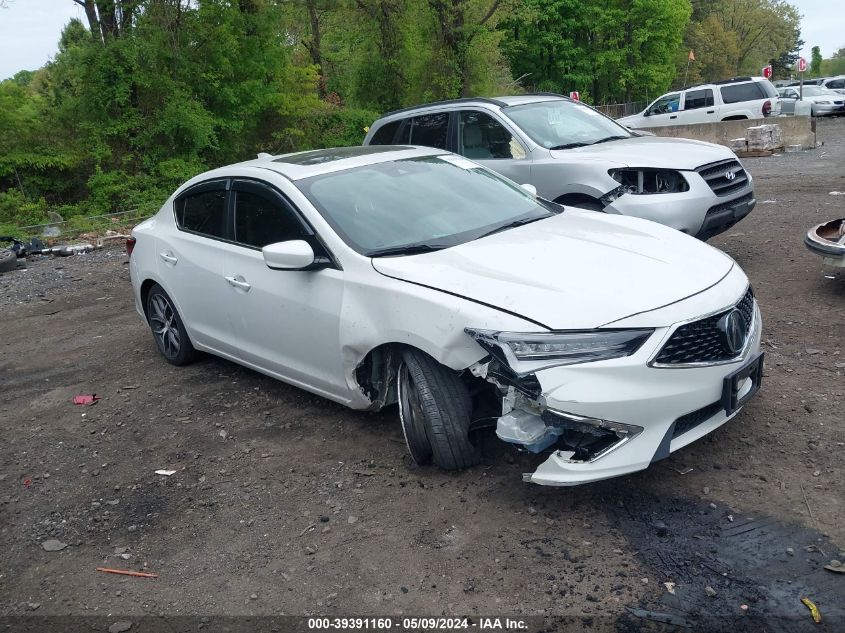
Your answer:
[298,156,557,256]
[502,100,632,149]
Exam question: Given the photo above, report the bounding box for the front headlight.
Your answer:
[816,100,831,104]
[465,328,654,375]
[608,168,690,194]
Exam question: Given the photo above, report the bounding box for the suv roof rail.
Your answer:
[382,96,509,118]
[683,76,761,91]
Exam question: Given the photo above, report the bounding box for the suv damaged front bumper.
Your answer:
[474,302,763,486]
[603,168,755,240]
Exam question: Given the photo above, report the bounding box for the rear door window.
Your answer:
[720,82,765,103]
[175,182,228,239]
[683,89,714,110]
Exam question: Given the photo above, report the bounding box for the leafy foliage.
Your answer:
[0,0,803,229]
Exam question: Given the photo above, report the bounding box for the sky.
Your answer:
[0,0,843,81]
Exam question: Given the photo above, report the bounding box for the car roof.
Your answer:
[377,93,570,119]
[218,145,448,181]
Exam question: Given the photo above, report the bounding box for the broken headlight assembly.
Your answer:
[601,168,690,205]
[464,328,654,376]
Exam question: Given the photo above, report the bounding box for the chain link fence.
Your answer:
[593,102,646,119]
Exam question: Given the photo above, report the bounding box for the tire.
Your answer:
[397,349,480,471]
[146,284,198,366]
[0,248,15,273]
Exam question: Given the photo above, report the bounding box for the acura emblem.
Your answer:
[717,309,747,354]
[725,170,736,181]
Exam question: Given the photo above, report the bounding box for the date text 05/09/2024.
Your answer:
[307,617,528,630]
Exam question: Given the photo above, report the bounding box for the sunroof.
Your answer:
[273,145,414,166]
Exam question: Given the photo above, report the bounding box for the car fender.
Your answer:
[336,270,545,408]
[528,159,620,200]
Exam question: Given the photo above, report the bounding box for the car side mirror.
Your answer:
[262,240,316,270]
[520,183,538,197]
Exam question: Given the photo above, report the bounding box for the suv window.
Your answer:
[233,182,308,249]
[396,113,449,150]
[369,120,402,145]
[646,93,680,115]
[175,185,228,239]
[683,88,714,110]
[458,111,525,159]
[720,82,765,103]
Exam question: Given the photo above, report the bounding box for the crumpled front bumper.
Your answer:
[522,304,763,486]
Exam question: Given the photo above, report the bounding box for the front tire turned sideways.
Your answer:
[146,284,198,366]
[397,349,480,471]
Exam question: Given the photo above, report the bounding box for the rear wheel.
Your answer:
[146,284,198,366]
[397,349,480,471]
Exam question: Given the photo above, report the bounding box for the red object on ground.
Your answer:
[73,394,101,405]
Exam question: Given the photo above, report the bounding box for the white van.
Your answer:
[618,77,781,129]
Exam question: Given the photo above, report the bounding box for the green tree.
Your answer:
[810,45,822,75]
[501,0,691,104]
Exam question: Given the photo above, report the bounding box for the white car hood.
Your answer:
[371,211,734,330]
[550,136,734,170]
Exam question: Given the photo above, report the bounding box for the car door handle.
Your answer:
[159,252,178,264]
[706,110,715,114]
[225,276,251,291]
[669,115,677,119]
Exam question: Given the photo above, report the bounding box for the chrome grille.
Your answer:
[654,289,755,365]
[697,159,749,197]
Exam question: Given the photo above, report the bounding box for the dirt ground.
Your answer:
[1,119,844,632]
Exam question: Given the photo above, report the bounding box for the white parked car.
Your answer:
[129,146,763,486]
[618,77,781,129]
[778,86,845,116]
[364,95,757,241]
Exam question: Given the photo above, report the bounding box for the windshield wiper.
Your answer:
[476,214,552,239]
[588,135,630,145]
[367,243,448,257]
[549,142,590,150]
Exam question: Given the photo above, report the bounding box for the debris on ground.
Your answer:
[801,597,822,623]
[96,568,158,578]
[73,394,101,405]
[154,469,177,476]
[824,560,845,574]
[41,539,68,552]
[108,621,133,633]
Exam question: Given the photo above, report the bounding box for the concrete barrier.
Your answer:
[637,116,815,150]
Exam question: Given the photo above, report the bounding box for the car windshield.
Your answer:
[298,156,558,256]
[502,100,632,149]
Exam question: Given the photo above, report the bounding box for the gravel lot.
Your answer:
[1,119,844,632]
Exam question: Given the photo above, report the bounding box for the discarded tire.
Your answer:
[0,248,16,273]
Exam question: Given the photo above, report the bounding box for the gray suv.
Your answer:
[363,94,756,240]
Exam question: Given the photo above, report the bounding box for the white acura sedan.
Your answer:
[129,146,763,486]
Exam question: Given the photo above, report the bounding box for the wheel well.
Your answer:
[355,343,405,410]
[140,279,158,318]
[553,193,604,210]
[721,115,748,121]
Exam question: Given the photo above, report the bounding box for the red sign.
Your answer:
[762,65,773,79]
[569,91,580,101]
[798,57,807,73]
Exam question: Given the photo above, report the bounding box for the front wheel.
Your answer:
[146,284,198,366]
[397,349,480,471]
